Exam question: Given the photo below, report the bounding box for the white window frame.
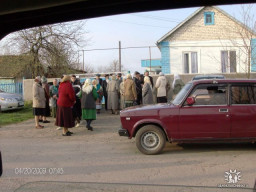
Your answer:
[221,50,237,73]
[182,51,199,74]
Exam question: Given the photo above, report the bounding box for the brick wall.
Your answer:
[166,7,255,42]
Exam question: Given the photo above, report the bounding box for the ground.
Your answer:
[0,111,255,192]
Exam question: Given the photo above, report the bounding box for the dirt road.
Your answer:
[0,111,255,191]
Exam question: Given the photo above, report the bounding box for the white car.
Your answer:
[0,89,24,111]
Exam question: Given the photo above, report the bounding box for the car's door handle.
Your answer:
[219,108,228,112]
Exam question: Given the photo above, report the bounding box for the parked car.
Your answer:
[0,89,24,111]
[192,74,225,81]
[119,79,256,155]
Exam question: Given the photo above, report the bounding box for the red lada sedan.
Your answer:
[119,79,256,155]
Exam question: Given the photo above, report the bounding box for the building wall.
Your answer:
[160,41,170,74]
[169,39,249,74]
[252,38,256,72]
[23,78,57,101]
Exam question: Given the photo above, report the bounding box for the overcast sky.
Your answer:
[1,3,255,74]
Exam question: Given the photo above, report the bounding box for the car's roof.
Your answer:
[193,74,225,78]
[190,79,256,85]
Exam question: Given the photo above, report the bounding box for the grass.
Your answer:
[0,101,34,127]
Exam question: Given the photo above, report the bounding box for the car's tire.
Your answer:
[135,125,166,155]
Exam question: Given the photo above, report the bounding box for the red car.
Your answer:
[119,79,256,155]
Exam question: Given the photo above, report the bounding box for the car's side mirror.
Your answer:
[0,151,2,177]
[186,97,195,106]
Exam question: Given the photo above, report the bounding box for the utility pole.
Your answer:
[82,50,85,73]
[149,46,152,72]
[119,41,121,72]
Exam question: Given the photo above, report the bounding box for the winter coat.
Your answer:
[81,87,97,109]
[107,79,119,110]
[33,82,46,108]
[155,76,170,97]
[142,83,153,105]
[57,81,76,107]
[124,79,137,101]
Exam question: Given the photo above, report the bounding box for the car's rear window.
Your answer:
[231,84,256,104]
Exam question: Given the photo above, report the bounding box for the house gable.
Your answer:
[158,6,256,43]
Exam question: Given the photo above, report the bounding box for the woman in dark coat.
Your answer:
[81,79,97,131]
[72,78,82,127]
[41,76,50,123]
[55,75,76,136]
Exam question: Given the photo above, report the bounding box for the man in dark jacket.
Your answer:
[96,74,103,87]
[102,74,109,111]
[133,71,142,105]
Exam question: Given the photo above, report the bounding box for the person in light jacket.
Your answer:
[107,74,119,114]
[119,77,126,110]
[33,76,46,129]
[142,76,153,105]
[155,72,170,103]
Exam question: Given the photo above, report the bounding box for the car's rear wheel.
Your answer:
[135,125,166,155]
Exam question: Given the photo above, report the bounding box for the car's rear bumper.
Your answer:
[118,127,129,137]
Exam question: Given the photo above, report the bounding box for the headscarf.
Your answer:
[41,76,47,84]
[111,74,117,80]
[172,74,181,89]
[159,72,164,76]
[126,74,132,80]
[82,79,93,94]
[34,76,41,83]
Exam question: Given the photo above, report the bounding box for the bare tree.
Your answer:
[96,59,125,73]
[221,5,256,79]
[6,21,88,78]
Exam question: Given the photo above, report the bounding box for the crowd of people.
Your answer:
[32,71,184,136]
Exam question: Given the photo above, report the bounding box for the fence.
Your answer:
[0,83,23,95]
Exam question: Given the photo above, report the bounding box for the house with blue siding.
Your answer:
[153,6,256,75]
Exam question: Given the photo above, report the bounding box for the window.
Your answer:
[189,84,227,106]
[204,12,215,25]
[221,51,236,73]
[183,52,198,74]
[231,84,256,104]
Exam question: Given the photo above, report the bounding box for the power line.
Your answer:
[103,18,170,29]
[130,13,182,23]
[78,45,158,52]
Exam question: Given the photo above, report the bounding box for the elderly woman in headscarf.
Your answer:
[119,76,126,110]
[92,79,103,114]
[142,76,154,105]
[107,74,119,114]
[172,74,185,99]
[55,75,76,136]
[33,76,46,129]
[40,76,50,123]
[81,79,97,131]
[124,73,137,108]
